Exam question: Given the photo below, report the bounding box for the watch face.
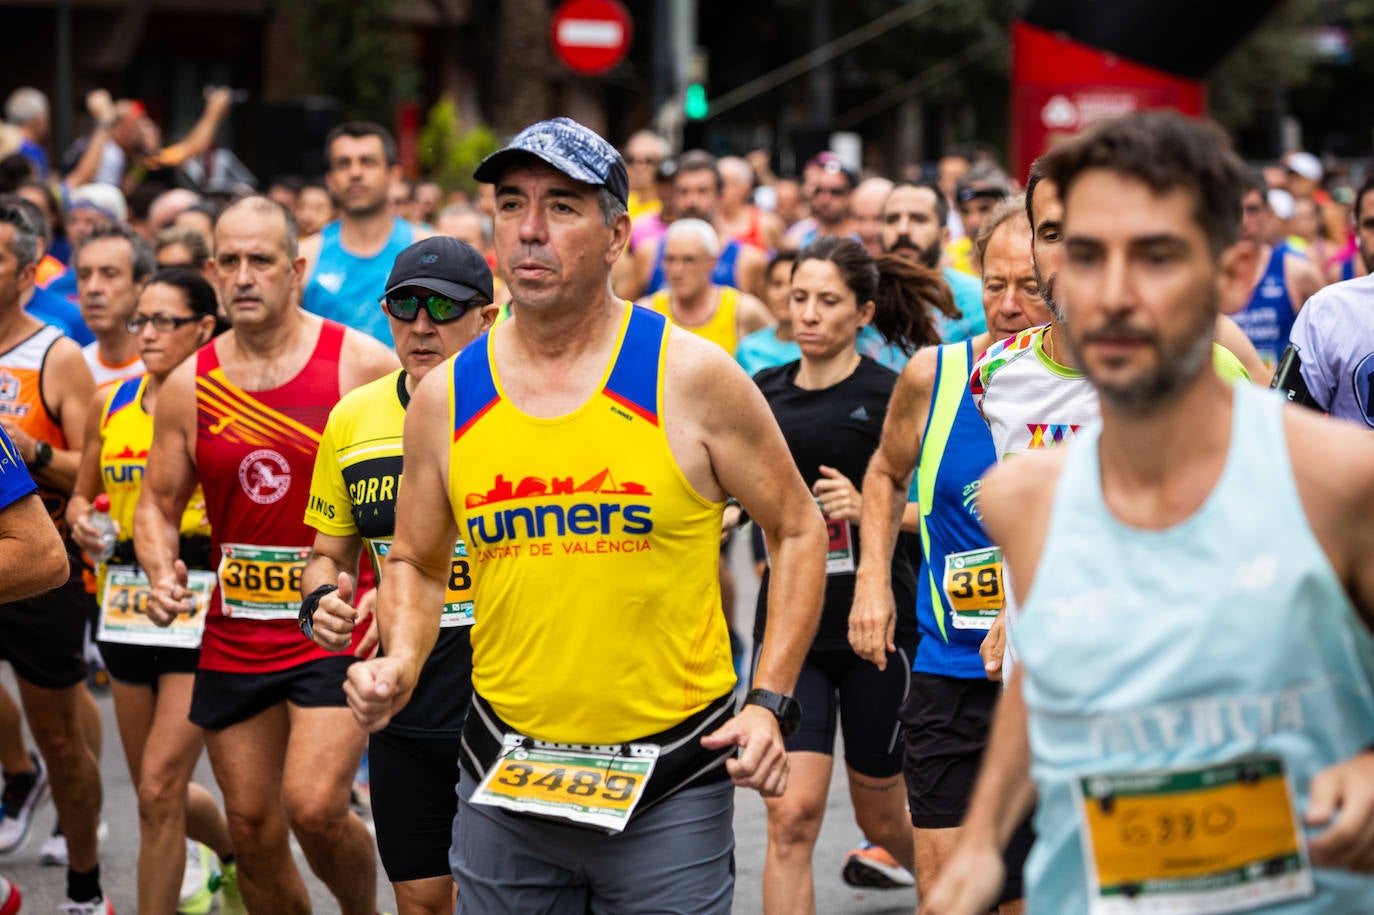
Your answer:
[780,697,802,737]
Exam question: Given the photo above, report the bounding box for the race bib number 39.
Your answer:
[1074,755,1313,914]
[470,735,659,834]
[98,565,216,649]
[366,537,474,628]
[943,546,1004,629]
[217,544,308,620]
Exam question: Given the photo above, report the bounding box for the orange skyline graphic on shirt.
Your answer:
[465,469,651,509]
[103,445,149,461]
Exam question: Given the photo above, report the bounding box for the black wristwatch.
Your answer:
[30,441,52,470]
[744,688,802,738]
[297,584,338,642]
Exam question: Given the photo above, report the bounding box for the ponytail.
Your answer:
[870,253,955,357]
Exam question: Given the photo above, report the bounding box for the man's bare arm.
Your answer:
[63,91,116,188]
[689,342,825,698]
[676,337,824,797]
[345,370,456,731]
[851,348,935,666]
[302,530,368,653]
[0,494,69,603]
[152,88,233,167]
[134,361,200,622]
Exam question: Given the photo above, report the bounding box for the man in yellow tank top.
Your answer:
[345,117,827,913]
[635,217,773,355]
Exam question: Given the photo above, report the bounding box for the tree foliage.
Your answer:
[418,97,501,195]
[1207,0,1319,138]
[287,0,417,123]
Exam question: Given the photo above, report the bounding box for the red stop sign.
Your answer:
[551,0,633,76]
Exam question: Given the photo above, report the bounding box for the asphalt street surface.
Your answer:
[1,535,918,913]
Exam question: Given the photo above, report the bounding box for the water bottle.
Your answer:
[89,494,118,564]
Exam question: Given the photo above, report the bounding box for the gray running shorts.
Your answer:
[451,770,735,913]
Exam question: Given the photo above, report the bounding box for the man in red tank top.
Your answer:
[136,196,397,915]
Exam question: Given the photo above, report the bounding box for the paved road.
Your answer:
[0,534,919,913]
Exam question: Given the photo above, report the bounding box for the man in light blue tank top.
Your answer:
[300,122,427,348]
[925,112,1374,915]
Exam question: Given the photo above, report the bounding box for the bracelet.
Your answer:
[297,584,338,642]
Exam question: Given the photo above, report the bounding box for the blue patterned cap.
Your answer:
[474,117,629,207]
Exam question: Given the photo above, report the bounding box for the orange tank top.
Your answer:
[0,325,68,532]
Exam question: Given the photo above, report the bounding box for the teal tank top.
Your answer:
[1010,382,1374,913]
[303,217,415,347]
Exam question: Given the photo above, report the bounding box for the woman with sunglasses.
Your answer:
[66,267,243,915]
[301,236,497,915]
[751,237,950,913]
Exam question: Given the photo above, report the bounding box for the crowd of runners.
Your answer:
[0,79,1369,915]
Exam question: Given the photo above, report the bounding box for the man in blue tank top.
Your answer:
[925,111,1374,915]
[1230,175,1324,372]
[853,200,1052,913]
[301,122,429,348]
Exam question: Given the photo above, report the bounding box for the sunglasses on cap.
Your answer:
[380,293,489,324]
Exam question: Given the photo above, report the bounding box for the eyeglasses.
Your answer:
[381,294,487,324]
[625,156,663,166]
[126,314,202,333]
[812,185,849,197]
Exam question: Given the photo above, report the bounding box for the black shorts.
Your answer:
[189,655,354,730]
[0,557,92,689]
[369,729,460,883]
[782,645,913,778]
[98,641,200,688]
[900,671,1034,901]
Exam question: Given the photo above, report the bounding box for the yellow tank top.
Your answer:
[446,303,735,743]
[100,374,211,545]
[649,285,740,354]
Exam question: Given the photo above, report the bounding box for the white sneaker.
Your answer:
[177,840,213,915]
[60,897,114,914]
[0,751,49,854]
[40,819,109,867]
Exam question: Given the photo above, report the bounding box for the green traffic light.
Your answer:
[685,84,708,120]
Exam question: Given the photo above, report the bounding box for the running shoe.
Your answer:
[40,820,109,868]
[59,897,113,914]
[0,875,20,915]
[209,861,246,915]
[841,840,915,889]
[177,840,213,915]
[0,752,48,854]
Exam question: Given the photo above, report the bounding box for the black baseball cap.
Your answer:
[384,236,494,302]
[474,117,630,207]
